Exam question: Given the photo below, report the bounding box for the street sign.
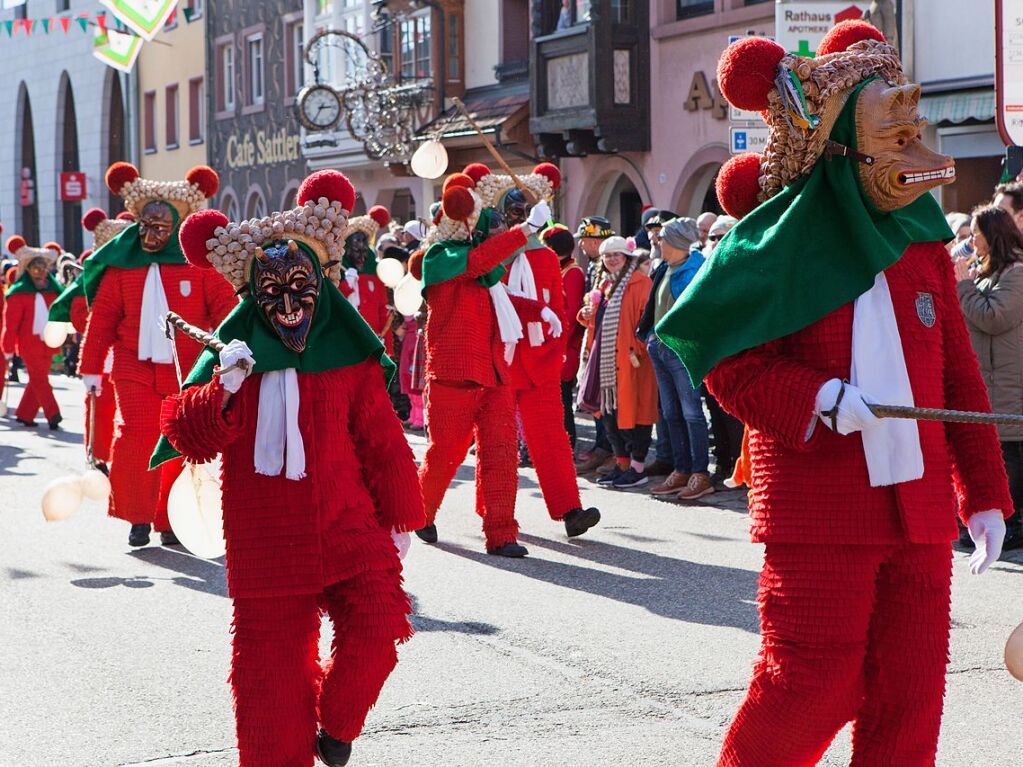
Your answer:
[59,172,87,201]
[774,1,866,57]
[730,126,771,155]
[996,0,1023,146]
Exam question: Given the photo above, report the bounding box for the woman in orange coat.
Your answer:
[578,236,657,488]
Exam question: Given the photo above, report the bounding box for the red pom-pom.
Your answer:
[79,249,93,264]
[6,235,26,254]
[462,163,492,184]
[716,153,763,219]
[105,162,139,195]
[442,172,475,193]
[368,205,390,228]
[82,208,107,232]
[178,210,228,270]
[533,162,561,191]
[115,211,136,222]
[43,241,62,254]
[717,37,786,112]
[817,20,886,57]
[296,170,356,212]
[186,165,220,198]
[442,187,475,222]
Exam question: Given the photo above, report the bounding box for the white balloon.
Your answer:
[393,274,424,316]
[80,469,111,502]
[167,459,226,559]
[41,476,84,522]
[410,139,448,180]
[376,258,405,289]
[43,321,69,349]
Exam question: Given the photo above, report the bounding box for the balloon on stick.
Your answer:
[43,321,69,349]
[1006,620,1023,681]
[80,469,111,502]
[393,273,424,316]
[41,476,84,522]
[167,460,226,559]
[410,139,448,180]
[376,257,405,288]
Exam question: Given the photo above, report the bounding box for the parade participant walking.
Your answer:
[1,237,62,428]
[658,24,1013,765]
[76,162,236,548]
[410,171,549,556]
[340,205,392,339]
[160,169,423,767]
[476,163,600,537]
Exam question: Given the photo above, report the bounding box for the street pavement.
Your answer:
[2,375,1022,766]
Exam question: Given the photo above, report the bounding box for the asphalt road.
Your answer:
[1,375,1022,766]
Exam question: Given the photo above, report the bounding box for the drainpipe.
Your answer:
[902,0,914,82]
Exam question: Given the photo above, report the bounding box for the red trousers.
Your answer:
[516,383,580,519]
[16,354,59,422]
[719,543,953,767]
[110,378,178,529]
[419,382,519,548]
[85,377,116,465]
[230,569,412,766]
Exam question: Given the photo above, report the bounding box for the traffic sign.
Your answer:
[729,126,771,155]
[996,0,1023,146]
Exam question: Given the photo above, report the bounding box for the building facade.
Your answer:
[137,0,208,182]
[0,0,129,254]
[207,0,307,223]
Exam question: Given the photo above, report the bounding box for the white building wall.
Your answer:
[913,0,994,85]
[464,0,499,90]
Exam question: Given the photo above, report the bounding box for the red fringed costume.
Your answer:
[70,295,115,464]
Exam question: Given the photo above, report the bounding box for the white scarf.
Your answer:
[851,273,924,487]
[507,253,545,347]
[488,283,524,364]
[138,264,175,363]
[32,293,47,339]
[254,369,306,481]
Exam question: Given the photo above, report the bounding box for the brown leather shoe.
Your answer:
[594,456,617,476]
[651,471,690,495]
[678,472,716,501]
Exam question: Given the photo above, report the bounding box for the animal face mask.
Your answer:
[253,240,319,353]
[855,81,955,212]
[139,201,176,253]
[346,232,369,270]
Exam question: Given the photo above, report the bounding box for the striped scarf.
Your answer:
[598,261,636,413]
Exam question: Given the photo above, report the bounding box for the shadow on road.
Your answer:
[0,441,36,476]
[128,547,228,597]
[433,537,759,633]
[408,594,500,636]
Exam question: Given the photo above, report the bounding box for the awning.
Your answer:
[417,90,529,143]
[919,90,995,125]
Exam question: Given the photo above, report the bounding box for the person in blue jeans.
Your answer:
[636,217,715,500]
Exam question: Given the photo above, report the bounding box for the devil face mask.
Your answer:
[855,80,955,213]
[252,240,319,353]
[346,232,369,270]
[139,201,177,253]
[502,188,529,227]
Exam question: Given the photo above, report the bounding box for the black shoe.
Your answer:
[487,542,529,558]
[316,728,352,767]
[160,530,180,546]
[563,507,601,538]
[47,414,62,431]
[596,466,625,486]
[15,418,36,427]
[415,524,438,543]
[612,468,649,489]
[128,524,151,547]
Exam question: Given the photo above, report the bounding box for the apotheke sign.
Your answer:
[774,1,866,56]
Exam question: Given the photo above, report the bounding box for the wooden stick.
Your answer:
[451,97,538,204]
[164,311,250,376]
[868,403,1023,427]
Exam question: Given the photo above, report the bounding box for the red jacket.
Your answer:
[706,242,1013,545]
[79,264,237,396]
[502,245,568,389]
[1,290,59,364]
[340,273,390,337]
[161,361,425,599]
[561,260,585,382]
[410,227,542,388]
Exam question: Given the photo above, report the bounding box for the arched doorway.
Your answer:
[103,70,128,215]
[245,186,267,220]
[16,83,39,245]
[57,72,83,253]
[671,146,730,218]
[607,175,642,238]
[219,187,239,221]
[576,157,652,238]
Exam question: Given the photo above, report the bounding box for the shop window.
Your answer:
[188,77,204,144]
[677,0,713,20]
[610,0,632,23]
[549,0,591,33]
[215,40,236,115]
[379,25,393,73]
[165,84,179,149]
[396,14,430,82]
[501,0,528,65]
[246,32,265,107]
[143,90,156,154]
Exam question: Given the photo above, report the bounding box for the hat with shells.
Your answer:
[714,21,904,219]
[105,162,219,221]
[465,162,561,211]
[418,172,486,248]
[343,205,391,246]
[82,208,134,249]
[178,170,357,291]
[5,236,60,278]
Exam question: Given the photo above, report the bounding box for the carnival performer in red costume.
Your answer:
[156,170,422,767]
[76,163,237,548]
[409,172,553,556]
[339,205,392,339]
[468,162,600,537]
[2,237,62,428]
[658,23,1013,765]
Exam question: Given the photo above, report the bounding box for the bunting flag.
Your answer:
[3,21,11,37]
[93,27,142,73]
[182,6,194,22]
[0,11,133,38]
[40,18,50,34]
[59,16,71,33]
[98,0,178,42]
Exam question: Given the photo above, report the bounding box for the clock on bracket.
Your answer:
[296,84,343,132]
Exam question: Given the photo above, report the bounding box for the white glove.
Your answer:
[540,306,563,338]
[83,374,103,397]
[218,339,255,394]
[391,529,411,560]
[344,268,359,289]
[526,201,552,231]
[814,378,880,435]
[3,352,11,361]
[967,509,1006,575]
